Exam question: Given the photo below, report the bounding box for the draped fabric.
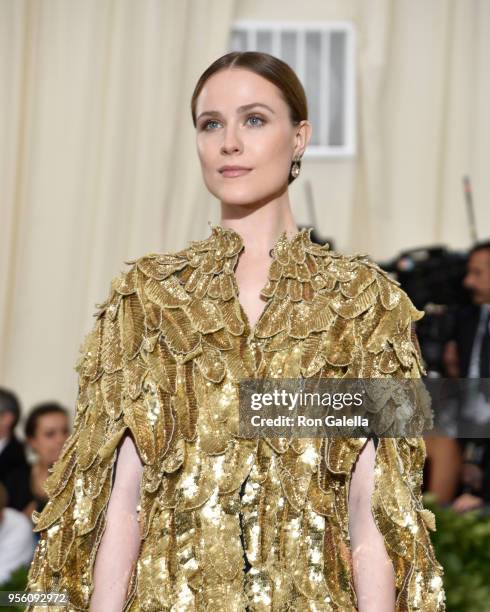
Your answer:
[26,226,445,611]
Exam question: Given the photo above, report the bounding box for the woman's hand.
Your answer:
[348,439,396,612]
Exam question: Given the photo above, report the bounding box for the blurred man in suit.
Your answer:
[444,241,490,511]
[0,388,29,511]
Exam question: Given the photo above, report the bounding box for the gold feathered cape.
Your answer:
[26,225,445,611]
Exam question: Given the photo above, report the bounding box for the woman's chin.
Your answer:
[215,188,281,208]
[214,190,260,206]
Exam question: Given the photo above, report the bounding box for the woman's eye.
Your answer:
[246,115,265,127]
[202,120,220,130]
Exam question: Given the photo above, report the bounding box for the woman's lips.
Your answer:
[220,169,252,178]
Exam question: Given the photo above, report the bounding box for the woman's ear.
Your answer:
[293,120,312,158]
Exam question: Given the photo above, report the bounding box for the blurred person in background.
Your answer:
[423,435,462,505]
[443,241,490,512]
[0,482,35,585]
[0,388,29,510]
[4,402,70,520]
[453,443,490,512]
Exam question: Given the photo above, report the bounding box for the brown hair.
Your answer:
[190,51,308,184]
[25,402,68,439]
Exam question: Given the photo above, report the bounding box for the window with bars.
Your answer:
[229,21,356,158]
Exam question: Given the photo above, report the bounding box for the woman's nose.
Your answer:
[221,125,242,154]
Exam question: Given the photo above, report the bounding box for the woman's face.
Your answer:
[195,68,311,206]
[28,412,70,466]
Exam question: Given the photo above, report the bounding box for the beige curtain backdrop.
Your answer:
[0,0,237,412]
[1,0,489,416]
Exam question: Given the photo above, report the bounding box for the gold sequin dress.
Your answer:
[26,225,445,611]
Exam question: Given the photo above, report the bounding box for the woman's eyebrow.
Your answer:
[197,102,275,122]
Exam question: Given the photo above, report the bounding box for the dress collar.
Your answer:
[205,222,329,263]
[189,223,332,315]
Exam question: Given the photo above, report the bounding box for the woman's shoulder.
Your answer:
[75,245,197,378]
[319,246,423,324]
[90,227,239,322]
[92,246,193,317]
[320,248,428,379]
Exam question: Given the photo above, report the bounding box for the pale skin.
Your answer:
[90,66,396,610]
[90,433,143,611]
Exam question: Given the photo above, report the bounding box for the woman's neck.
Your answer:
[219,192,299,257]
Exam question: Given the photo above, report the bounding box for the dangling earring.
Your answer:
[291,156,301,179]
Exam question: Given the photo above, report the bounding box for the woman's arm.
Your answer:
[89,432,144,612]
[348,439,396,612]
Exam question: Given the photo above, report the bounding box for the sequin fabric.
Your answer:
[26,225,445,611]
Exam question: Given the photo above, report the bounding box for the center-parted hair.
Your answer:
[190,51,308,184]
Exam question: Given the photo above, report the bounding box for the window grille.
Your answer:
[229,20,357,158]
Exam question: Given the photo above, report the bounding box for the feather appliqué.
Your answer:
[26,224,445,611]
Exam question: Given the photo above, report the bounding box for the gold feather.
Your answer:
[144,276,190,309]
[100,369,124,417]
[159,307,200,354]
[183,297,224,334]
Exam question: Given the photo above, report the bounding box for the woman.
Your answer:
[27,52,445,611]
[5,402,70,520]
